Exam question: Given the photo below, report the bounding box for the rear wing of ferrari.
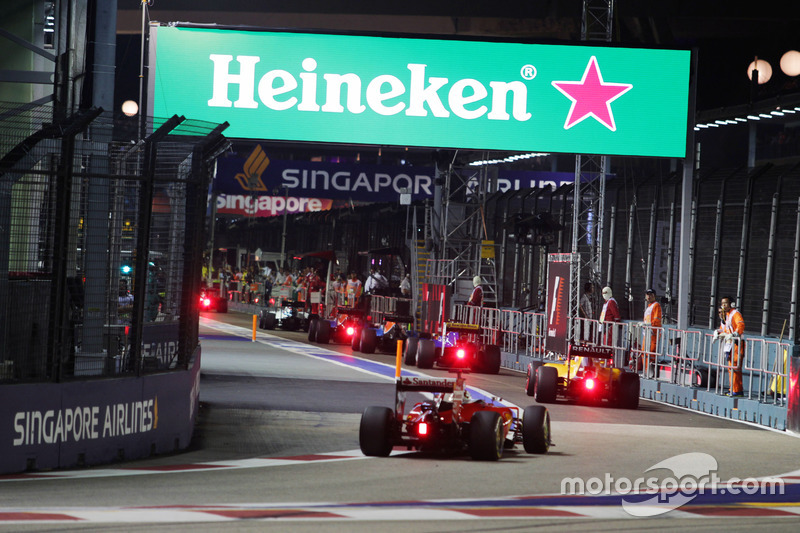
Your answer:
[396,375,457,394]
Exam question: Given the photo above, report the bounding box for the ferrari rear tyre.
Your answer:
[264,312,277,330]
[522,405,551,454]
[307,318,318,343]
[416,339,436,369]
[534,366,558,403]
[351,327,361,351]
[469,411,503,461]
[404,337,419,366]
[619,372,640,409]
[481,345,501,374]
[360,328,378,354]
[359,406,394,457]
[525,361,543,396]
[315,320,331,344]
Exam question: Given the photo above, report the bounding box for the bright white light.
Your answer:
[121,100,139,117]
[469,152,550,166]
[780,50,800,76]
[747,59,773,84]
[747,115,761,120]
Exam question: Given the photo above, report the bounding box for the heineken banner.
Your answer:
[151,26,692,158]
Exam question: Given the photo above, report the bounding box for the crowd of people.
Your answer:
[202,261,410,311]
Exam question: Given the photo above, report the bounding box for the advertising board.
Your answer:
[151,26,691,157]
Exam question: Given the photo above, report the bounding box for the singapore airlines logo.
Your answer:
[234,145,270,191]
[552,56,633,132]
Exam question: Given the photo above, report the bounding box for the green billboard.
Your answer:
[151,26,691,157]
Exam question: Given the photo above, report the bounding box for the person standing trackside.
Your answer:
[400,274,411,298]
[641,288,662,373]
[346,272,363,308]
[579,283,594,319]
[713,296,745,397]
[599,286,620,346]
[467,276,483,307]
[579,282,594,342]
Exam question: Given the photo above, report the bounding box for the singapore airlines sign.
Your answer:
[151,26,691,157]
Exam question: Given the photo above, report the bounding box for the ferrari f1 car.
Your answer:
[307,306,365,345]
[525,344,640,409]
[405,322,501,374]
[360,370,551,460]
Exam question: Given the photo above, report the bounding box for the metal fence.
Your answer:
[0,102,228,382]
[451,302,789,407]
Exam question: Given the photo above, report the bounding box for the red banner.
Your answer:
[545,256,570,355]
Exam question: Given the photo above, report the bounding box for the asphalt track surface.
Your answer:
[1,311,799,532]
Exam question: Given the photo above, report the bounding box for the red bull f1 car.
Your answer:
[360,370,551,461]
[525,344,640,409]
[405,322,501,374]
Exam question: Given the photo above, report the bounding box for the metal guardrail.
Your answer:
[331,294,788,408]
[451,304,789,407]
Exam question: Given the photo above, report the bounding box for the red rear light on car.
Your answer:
[456,348,466,359]
[585,377,595,390]
[346,326,355,336]
[417,422,428,436]
[269,298,275,306]
[202,298,211,308]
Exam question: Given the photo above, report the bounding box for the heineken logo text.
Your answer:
[207,56,532,121]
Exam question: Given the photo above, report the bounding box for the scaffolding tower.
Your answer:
[570,0,615,335]
[420,153,499,310]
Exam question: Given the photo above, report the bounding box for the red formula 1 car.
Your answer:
[359,369,551,461]
[199,288,227,313]
[307,306,365,345]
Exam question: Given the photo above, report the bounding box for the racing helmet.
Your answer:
[601,286,613,301]
[472,276,482,287]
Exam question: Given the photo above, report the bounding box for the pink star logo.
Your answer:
[552,56,633,132]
